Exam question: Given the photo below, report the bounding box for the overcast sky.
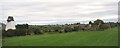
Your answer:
[0,0,119,25]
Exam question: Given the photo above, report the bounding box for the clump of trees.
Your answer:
[2,19,119,37]
[92,19,118,30]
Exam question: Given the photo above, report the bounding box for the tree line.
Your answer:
[2,19,119,37]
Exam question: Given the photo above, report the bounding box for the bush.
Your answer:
[2,29,27,37]
[109,23,117,28]
[99,24,110,30]
[5,29,16,37]
[58,29,64,33]
[64,26,73,32]
[34,29,43,35]
[26,29,33,35]
[15,29,27,36]
[73,26,81,31]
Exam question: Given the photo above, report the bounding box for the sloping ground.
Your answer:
[3,27,118,46]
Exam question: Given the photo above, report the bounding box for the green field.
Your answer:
[3,27,118,46]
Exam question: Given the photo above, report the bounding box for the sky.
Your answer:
[0,0,119,25]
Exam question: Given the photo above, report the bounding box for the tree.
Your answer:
[93,19,104,30]
[74,23,80,25]
[94,19,104,25]
[89,21,93,27]
[89,21,92,24]
[16,24,29,29]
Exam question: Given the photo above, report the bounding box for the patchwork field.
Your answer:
[3,27,118,46]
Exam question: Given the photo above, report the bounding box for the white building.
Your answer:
[5,16,16,31]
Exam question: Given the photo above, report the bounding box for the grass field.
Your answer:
[3,27,118,46]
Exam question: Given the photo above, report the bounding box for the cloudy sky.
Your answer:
[0,0,119,25]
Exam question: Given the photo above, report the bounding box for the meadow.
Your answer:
[3,27,118,46]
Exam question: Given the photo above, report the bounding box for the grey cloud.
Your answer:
[1,0,119,25]
[83,9,117,18]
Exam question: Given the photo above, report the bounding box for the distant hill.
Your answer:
[0,23,6,30]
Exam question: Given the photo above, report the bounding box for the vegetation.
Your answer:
[2,19,119,46]
[3,27,118,46]
[2,19,119,37]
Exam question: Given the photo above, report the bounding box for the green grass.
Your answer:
[3,27,118,46]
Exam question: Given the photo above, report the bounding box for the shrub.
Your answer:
[99,24,110,30]
[34,29,43,35]
[58,29,64,33]
[5,29,16,37]
[15,29,27,36]
[64,26,73,32]
[73,26,81,31]
[109,23,117,28]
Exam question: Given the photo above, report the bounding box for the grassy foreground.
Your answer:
[3,27,118,46]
